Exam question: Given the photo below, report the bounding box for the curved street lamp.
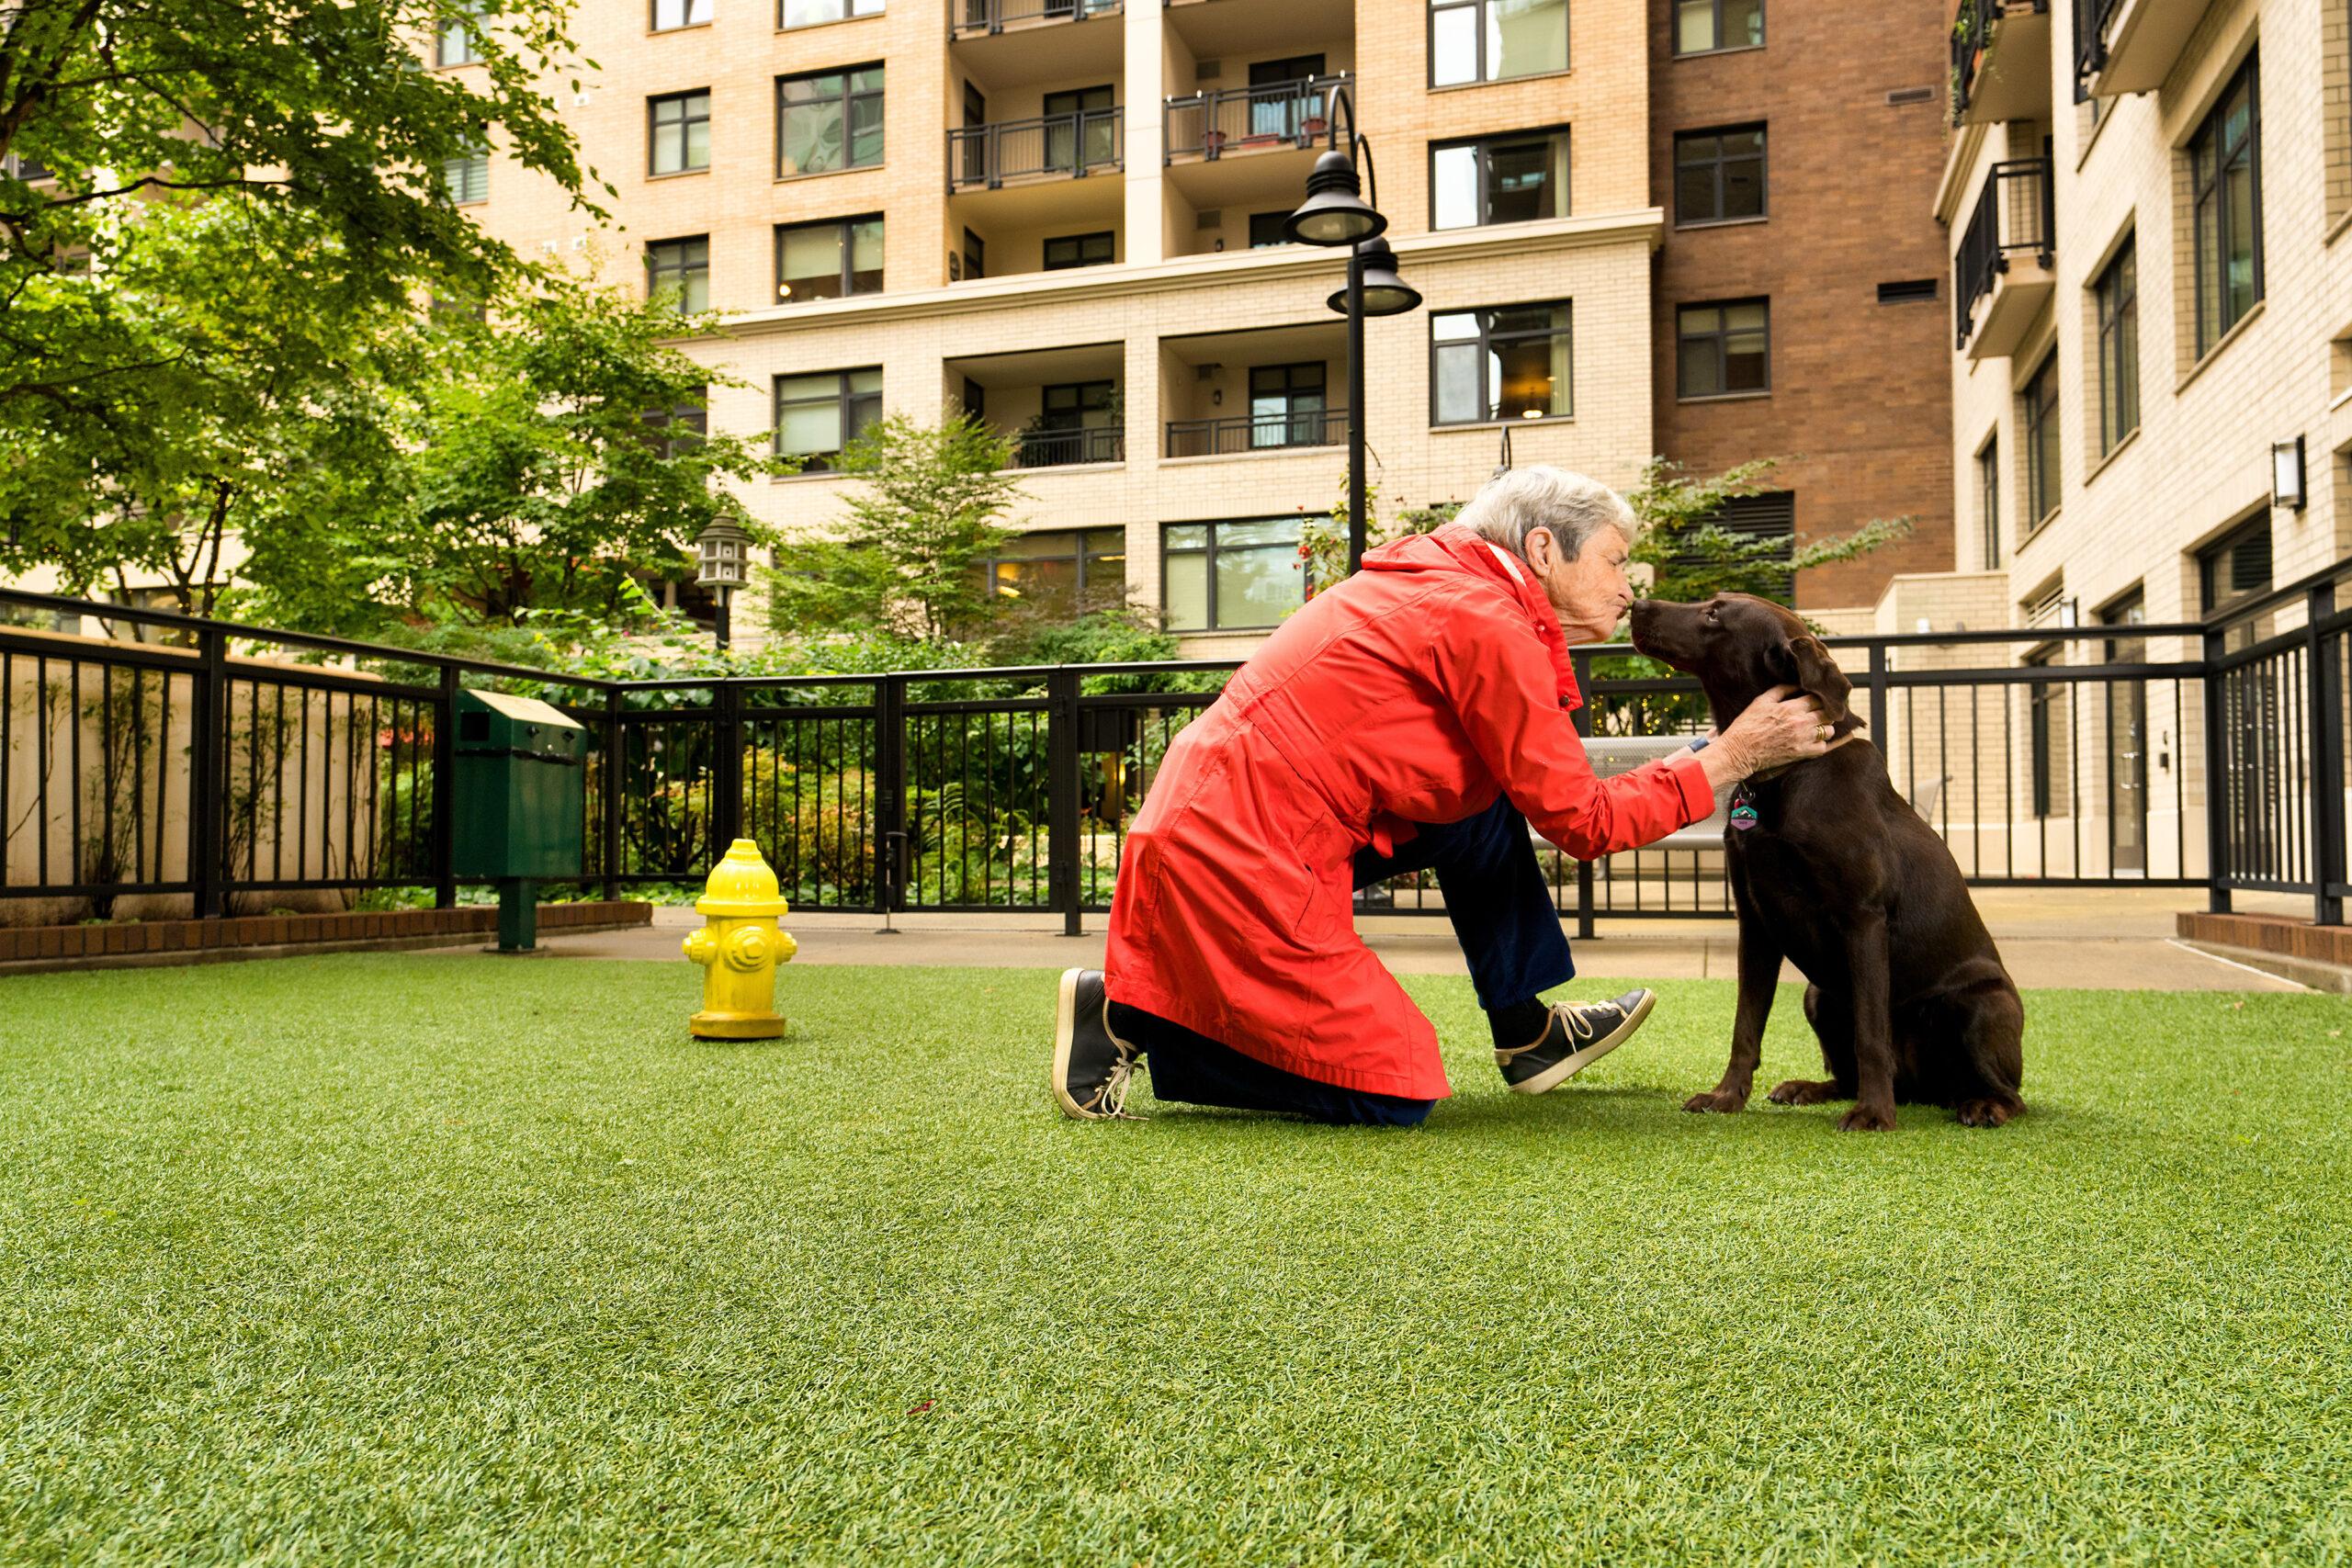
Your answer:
[1283,85,1419,574]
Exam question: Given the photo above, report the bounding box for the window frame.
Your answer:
[2023,350,2061,531]
[435,3,483,67]
[774,214,884,302]
[1160,518,1310,633]
[775,63,886,178]
[645,399,708,460]
[649,89,713,177]
[781,0,883,28]
[1427,299,1576,427]
[1042,230,1115,270]
[1976,434,2001,570]
[2188,51,2262,359]
[2197,516,2273,616]
[2026,647,2061,819]
[1427,0,1571,88]
[1674,297,1771,400]
[1671,122,1767,227]
[1247,211,1291,248]
[444,147,489,205]
[773,367,882,472]
[645,235,711,314]
[1428,125,1571,231]
[2094,234,2139,456]
[1672,0,1765,56]
[976,527,1128,615]
[651,0,713,31]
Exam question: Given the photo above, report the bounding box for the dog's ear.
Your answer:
[1783,633,1862,733]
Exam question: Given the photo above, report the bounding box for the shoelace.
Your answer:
[1082,1043,1145,1120]
[1506,998,1628,1056]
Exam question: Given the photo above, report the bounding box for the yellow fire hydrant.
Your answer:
[682,839,797,1039]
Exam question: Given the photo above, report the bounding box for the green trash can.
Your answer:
[451,690,585,951]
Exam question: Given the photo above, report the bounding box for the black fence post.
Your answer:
[187,626,226,919]
[2201,626,2233,915]
[1047,669,1084,936]
[1570,648,1595,942]
[712,679,744,857]
[2308,583,2345,926]
[434,664,458,909]
[1866,640,1889,743]
[874,675,907,916]
[601,686,624,903]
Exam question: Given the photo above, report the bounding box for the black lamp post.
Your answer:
[1283,86,1420,574]
[695,512,752,651]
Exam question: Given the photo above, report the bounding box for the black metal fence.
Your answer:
[1951,0,2050,118]
[946,109,1121,191]
[1013,426,1125,468]
[950,0,1120,35]
[1165,408,1347,458]
[1954,156,2054,350]
[1163,75,1349,162]
[5,556,2346,931]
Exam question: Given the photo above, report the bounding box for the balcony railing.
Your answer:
[1165,75,1350,163]
[1012,426,1125,468]
[951,0,1120,35]
[1953,157,2053,350]
[1951,0,2049,120]
[2071,0,2123,90]
[1164,408,1347,458]
[947,108,1123,190]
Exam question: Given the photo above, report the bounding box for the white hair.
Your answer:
[1456,466,1637,561]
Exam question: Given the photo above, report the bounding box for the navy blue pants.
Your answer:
[1112,795,1574,1126]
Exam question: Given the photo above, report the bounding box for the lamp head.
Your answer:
[1284,149,1385,247]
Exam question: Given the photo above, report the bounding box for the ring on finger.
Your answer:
[1815,722,1833,741]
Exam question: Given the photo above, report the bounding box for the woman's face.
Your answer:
[1525,524,1634,645]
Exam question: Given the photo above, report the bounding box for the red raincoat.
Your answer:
[1103,523,1715,1101]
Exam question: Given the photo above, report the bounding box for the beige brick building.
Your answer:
[1919,0,2352,878]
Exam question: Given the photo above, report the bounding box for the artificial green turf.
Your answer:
[3,956,2348,1565]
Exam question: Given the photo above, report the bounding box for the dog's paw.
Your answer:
[1767,1078,1837,1106]
[1682,1088,1749,1114]
[1956,1097,2021,1128]
[1836,1103,1897,1133]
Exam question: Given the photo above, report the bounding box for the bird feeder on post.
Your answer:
[695,512,752,651]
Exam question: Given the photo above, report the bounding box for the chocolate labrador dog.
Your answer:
[1628,592,2025,1131]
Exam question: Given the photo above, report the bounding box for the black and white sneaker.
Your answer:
[1496,987,1657,1095]
[1051,968,1144,1121]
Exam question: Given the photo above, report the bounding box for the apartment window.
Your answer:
[963,227,986,280]
[1249,363,1328,448]
[1674,491,1795,602]
[1673,125,1766,225]
[785,0,881,23]
[1163,520,1307,631]
[1430,128,1569,231]
[3,153,53,182]
[650,91,711,175]
[2026,648,2064,818]
[653,0,712,29]
[444,147,488,205]
[2023,350,2060,529]
[1977,436,2000,570]
[645,400,707,459]
[2094,236,2139,455]
[1674,0,1763,53]
[1044,231,1114,270]
[775,368,881,470]
[1431,302,1572,424]
[1042,85,1117,172]
[2198,518,2272,616]
[1430,0,1568,87]
[778,64,884,176]
[776,216,882,301]
[435,1,482,65]
[646,236,710,313]
[978,529,1126,617]
[2189,51,2261,357]
[1676,299,1769,399]
[1249,211,1291,248]
[1018,380,1118,467]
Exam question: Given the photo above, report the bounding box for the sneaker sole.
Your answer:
[1049,967,1092,1120]
[1508,987,1657,1096]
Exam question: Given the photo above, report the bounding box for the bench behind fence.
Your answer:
[5,559,2346,929]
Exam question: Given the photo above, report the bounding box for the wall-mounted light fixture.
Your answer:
[2272,435,2307,510]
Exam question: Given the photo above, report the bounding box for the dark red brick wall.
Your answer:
[0,901,653,965]
[1648,0,1957,610]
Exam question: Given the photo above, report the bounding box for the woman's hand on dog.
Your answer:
[1699,685,1845,790]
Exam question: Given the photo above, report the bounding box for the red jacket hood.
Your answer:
[1360,524,1581,709]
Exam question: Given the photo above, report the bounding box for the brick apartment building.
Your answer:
[1648,0,1957,612]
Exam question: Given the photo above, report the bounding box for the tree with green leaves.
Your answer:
[763,412,1026,642]
[247,280,782,628]
[1626,456,1912,608]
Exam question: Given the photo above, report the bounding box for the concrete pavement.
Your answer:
[448,886,2322,992]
